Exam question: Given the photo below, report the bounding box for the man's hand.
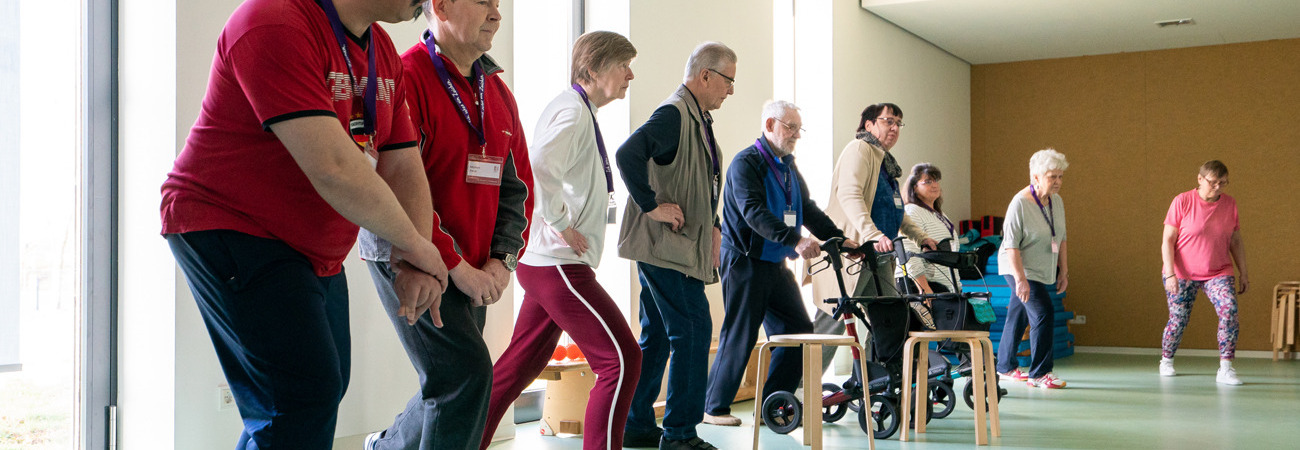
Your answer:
[873,238,894,253]
[647,203,685,231]
[795,237,822,260]
[450,261,499,307]
[559,227,590,256]
[920,238,939,251]
[712,226,722,268]
[391,245,448,323]
[392,260,443,327]
[483,258,513,300]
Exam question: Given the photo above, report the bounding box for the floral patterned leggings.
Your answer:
[1162,275,1238,360]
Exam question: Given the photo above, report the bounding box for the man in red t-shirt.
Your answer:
[357,1,533,449]
[160,0,448,447]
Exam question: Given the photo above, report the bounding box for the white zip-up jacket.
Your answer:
[520,88,612,268]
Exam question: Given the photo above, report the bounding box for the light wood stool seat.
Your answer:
[752,333,875,450]
[899,330,1001,445]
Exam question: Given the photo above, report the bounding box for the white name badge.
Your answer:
[466,153,504,186]
[784,210,797,228]
[894,193,904,209]
[607,194,618,224]
[1051,240,1060,254]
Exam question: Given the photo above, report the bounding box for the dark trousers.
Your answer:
[704,250,813,415]
[626,262,713,441]
[168,230,350,450]
[996,276,1055,378]
[367,261,491,450]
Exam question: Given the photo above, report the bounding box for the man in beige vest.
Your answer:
[614,41,735,450]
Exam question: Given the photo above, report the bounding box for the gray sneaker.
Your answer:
[660,436,718,450]
[363,431,382,450]
[702,413,742,426]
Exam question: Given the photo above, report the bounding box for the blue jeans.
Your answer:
[996,276,1055,378]
[366,261,491,450]
[168,230,349,450]
[626,262,712,441]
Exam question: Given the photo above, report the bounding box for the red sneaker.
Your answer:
[1027,372,1067,389]
[998,369,1029,381]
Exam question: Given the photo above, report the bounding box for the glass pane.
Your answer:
[0,0,82,447]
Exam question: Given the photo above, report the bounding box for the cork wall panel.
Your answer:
[970,39,1300,352]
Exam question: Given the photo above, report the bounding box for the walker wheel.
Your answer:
[762,391,802,434]
[821,383,849,423]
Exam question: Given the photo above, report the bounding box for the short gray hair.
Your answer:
[1029,148,1069,176]
[760,100,797,127]
[683,41,737,82]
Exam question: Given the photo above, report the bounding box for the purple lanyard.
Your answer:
[1029,184,1056,237]
[571,84,615,194]
[701,112,721,175]
[920,204,955,236]
[423,31,487,151]
[318,0,377,135]
[754,138,793,208]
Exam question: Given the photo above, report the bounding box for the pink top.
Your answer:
[1164,190,1239,280]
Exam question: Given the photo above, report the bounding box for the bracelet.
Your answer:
[1161,274,1175,281]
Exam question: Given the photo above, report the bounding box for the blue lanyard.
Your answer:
[423,31,487,152]
[571,84,614,194]
[754,138,793,209]
[1029,184,1056,237]
[317,0,376,135]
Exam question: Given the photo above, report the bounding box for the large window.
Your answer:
[1,0,115,447]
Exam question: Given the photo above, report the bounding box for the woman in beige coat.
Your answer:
[810,103,936,366]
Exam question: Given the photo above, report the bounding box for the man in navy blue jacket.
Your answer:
[702,100,855,426]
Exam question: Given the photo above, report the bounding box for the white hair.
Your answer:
[422,0,434,20]
[683,41,736,82]
[760,100,797,129]
[1029,148,1069,176]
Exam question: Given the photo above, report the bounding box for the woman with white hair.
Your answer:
[1158,160,1248,385]
[996,149,1070,389]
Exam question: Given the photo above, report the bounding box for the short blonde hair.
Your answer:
[571,31,637,85]
[1029,148,1068,176]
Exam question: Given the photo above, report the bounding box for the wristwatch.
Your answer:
[490,251,518,272]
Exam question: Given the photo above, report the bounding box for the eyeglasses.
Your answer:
[1203,177,1229,188]
[918,179,940,186]
[708,68,735,87]
[776,119,805,134]
[875,117,905,128]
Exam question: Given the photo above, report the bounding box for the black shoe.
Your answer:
[623,427,663,448]
[659,436,718,450]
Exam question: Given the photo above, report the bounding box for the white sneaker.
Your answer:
[1159,358,1176,377]
[703,413,742,426]
[363,431,382,450]
[1216,367,1243,385]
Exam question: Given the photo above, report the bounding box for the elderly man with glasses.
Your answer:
[615,41,736,450]
[701,100,855,427]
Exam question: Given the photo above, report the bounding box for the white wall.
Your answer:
[827,1,972,221]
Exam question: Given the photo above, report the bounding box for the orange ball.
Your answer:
[565,343,584,361]
[552,345,567,361]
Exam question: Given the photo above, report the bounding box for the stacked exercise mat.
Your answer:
[959,216,1075,367]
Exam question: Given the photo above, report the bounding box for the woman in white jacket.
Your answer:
[479,32,642,450]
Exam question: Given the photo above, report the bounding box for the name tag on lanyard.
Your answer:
[607,194,618,224]
[784,208,797,227]
[1051,240,1060,254]
[894,191,904,209]
[466,153,504,185]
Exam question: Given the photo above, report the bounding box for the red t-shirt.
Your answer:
[1164,190,1239,280]
[402,43,533,270]
[160,0,417,276]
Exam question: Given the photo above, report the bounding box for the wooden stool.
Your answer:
[1272,282,1300,361]
[751,334,874,450]
[899,330,1000,445]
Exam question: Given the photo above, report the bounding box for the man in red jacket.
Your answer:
[359,0,533,449]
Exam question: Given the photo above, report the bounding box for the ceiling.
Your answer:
[860,0,1300,65]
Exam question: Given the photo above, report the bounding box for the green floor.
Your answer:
[478,352,1300,449]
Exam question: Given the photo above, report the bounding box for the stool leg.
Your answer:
[980,337,1001,438]
[805,343,823,450]
[914,340,929,435]
[899,337,914,442]
[852,343,876,450]
[968,338,989,445]
[753,343,772,450]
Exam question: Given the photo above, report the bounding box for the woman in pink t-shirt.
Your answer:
[1159,160,1250,385]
